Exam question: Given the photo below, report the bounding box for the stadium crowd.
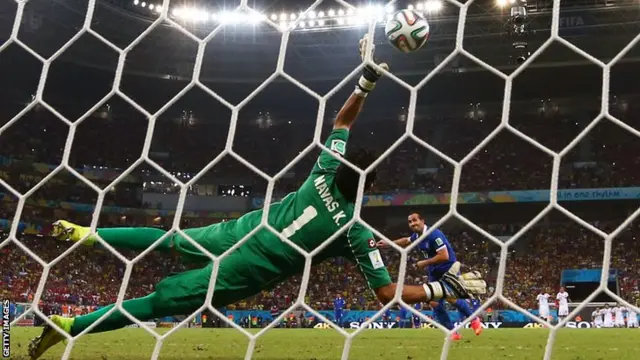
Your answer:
[2,92,640,202]
[2,213,638,316]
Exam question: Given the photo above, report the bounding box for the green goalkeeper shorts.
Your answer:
[153,250,261,309]
[155,220,265,308]
[170,220,239,262]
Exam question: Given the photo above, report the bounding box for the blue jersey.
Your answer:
[334,297,345,310]
[410,226,457,278]
[470,299,481,311]
[400,306,408,319]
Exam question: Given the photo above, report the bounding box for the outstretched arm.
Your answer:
[375,283,443,304]
[376,237,411,248]
[333,92,366,130]
[374,271,486,305]
[416,247,450,270]
[334,36,388,131]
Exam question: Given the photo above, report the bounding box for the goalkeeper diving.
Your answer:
[29,36,486,359]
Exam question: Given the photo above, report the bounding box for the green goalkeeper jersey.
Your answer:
[234,128,392,290]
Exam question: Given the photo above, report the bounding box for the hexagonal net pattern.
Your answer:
[3,0,640,359]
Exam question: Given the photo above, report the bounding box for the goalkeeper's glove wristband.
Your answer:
[423,274,479,301]
[423,282,446,301]
[422,281,464,302]
[355,64,383,97]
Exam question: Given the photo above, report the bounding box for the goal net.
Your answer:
[2,0,640,359]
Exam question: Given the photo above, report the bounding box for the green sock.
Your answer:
[70,294,158,335]
[97,228,172,252]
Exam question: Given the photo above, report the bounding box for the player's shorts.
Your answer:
[171,220,240,262]
[153,221,269,309]
[539,308,549,318]
[558,306,569,316]
[153,250,263,309]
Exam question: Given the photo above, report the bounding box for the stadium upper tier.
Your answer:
[2,0,640,82]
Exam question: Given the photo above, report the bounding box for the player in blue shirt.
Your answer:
[470,298,482,312]
[378,212,483,340]
[333,294,345,326]
[399,304,409,328]
[412,302,422,328]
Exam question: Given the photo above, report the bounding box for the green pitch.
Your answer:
[9,328,640,360]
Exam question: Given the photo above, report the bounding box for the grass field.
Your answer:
[8,328,640,360]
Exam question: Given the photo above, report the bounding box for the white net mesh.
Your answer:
[2,0,640,359]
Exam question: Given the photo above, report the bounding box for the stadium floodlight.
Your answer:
[148,4,154,10]
[318,19,325,26]
[196,9,209,22]
[229,12,244,24]
[328,9,335,17]
[155,4,162,12]
[385,4,395,13]
[426,0,443,12]
[309,19,316,27]
[299,21,306,28]
[374,4,385,16]
[141,2,146,8]
[309,10,316,18]
[270,13,277,21]
[337,17,345,25]
[347,8,354,15]
[497,0,509,6]
[218,11,232,24]
[318,11,325,18]
[290,13,297,20]
[416,2,424,10]
[407,4,415,10]
[133,0,139,5]
[247,13,263,25]
[280,13,287,21]
[338,9,345,16]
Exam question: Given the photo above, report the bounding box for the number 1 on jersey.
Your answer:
[282,206,318,238]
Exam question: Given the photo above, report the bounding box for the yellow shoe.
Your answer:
[51,220,97,246]
[29,315,74,359]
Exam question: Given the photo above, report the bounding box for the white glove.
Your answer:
[356,35,389,95]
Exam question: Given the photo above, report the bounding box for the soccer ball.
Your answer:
[385,9,430,53]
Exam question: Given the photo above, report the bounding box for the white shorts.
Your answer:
[603,319,613,328]
[558,306,569,316]
[594,319,603,328]
[628,318,638,328]
[539,307,549,318]
[615,319,625,327]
